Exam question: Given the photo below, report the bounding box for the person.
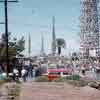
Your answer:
[35,67,41,77]
[13,68,19,81]
[24,60,30,78]
[21,67,27,82]
[28,62,33,78]
[81,64,86,75]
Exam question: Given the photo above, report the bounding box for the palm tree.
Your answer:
[56,38,66,55]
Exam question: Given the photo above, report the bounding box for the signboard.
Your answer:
[89,49,96,57]
[0,47,16,57]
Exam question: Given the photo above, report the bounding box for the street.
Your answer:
[20,82,100,100]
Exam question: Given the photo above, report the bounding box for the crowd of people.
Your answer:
[0,59,42,82]
[0,58,100,82]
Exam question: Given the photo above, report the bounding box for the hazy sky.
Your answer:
[0,0,80,56]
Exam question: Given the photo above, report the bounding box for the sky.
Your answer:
[0,0,81,56]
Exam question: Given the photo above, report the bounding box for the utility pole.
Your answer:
[28,33,31,58]
[0,0,18,76]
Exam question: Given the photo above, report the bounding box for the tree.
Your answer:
[56,38,66,55]
[14,36,25,57]
[0,33,25,60]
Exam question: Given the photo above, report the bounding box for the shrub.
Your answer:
[67,80,89,87]
[88,81,100,89]
[53,77,66,82]
[53,75,89,87]
[35,76,49,82]
[53,75,80,82]
[66,75,80,81]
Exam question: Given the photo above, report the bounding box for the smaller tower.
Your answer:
[52,16,56,56]
[41,33,45,56]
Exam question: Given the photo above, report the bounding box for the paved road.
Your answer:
[20,82,100,100]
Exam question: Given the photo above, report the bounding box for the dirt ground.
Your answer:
[20,82,100,100]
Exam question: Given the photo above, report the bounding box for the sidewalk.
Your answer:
[20,82,100,100]
[0,82,18,100]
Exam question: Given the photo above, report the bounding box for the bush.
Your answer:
[53,75,89,87]
[66,75,80,81]
[67,80,88,87]
[35,76,49,82]
[53,77,66,82]
[53,75,80,82]
[34,75,88,87]
[88,81,100,89]
[53,78,88,87]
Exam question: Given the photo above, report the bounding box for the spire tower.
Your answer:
[41,33,45,56]
[52,16,56,56]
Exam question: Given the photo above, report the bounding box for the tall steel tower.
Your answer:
[80,0,100,62]
[52,16,56,56]
[41,33,45,56]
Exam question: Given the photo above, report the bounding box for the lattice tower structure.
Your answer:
[80,0,100,62]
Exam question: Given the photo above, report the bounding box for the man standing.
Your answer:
[21,67,27,82]
[13,68,19,81]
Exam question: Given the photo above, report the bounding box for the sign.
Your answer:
[89,49,96,57]
[0,47,16,57]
